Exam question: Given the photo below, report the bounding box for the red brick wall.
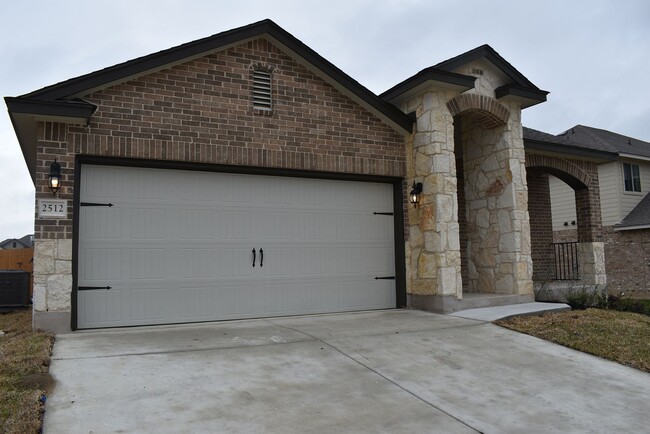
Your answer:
[35,38,407,240]
[603,226,650,298]
[35,123,74,239]
[525,153,602,243]
[527,169,555,280]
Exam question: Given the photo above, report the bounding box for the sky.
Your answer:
[1,0,649,241]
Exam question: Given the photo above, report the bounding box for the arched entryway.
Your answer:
[525,154,606,290]
[448,94,533,297]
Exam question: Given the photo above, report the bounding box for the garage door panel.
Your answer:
[78,165,396,329]
[80,247,123,282]
[221,211,253,240]
[131,288,168,321]
[80,208,122,239]
[178,209,216,239]
[78,290,124,325]
[130,208,168,239]
[130,248,167,279]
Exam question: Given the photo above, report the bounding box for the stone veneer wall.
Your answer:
[32,38,407,332]
[458,111,533,294]
[603,226,650,298]
[402,89,462,304]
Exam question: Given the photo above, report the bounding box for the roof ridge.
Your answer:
[21,19,279,100]
[432,44,539,90]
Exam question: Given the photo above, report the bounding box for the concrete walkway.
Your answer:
[450,301,570,321]
[45,310,649,433]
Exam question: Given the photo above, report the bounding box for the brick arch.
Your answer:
[250,62,275,72]
[446,94,510,129]
[525,154,592,189]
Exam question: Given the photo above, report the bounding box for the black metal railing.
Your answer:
[552,242,579,280]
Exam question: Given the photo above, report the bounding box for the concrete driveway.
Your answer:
[45,310,649,433]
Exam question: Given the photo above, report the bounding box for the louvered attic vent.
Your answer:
[252,69,272,110]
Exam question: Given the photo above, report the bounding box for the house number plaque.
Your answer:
[38,199,67,218]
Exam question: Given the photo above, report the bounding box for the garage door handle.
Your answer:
[260,248,263,267]
[252,248,256,267]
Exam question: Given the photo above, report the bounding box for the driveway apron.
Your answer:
[44,310,650,433]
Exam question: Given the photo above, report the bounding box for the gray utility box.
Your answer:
[0,271,30,307]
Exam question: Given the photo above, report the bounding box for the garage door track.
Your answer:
[44,310,650,433]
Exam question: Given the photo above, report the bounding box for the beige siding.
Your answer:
[598,162,621,226]
[619,159,650,221]
[549,175,577,232]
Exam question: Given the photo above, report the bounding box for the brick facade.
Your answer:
[525,153,605,286]
[525,154,602,242]
[34,38,407,241]
[527,169,555,280]
[603,227,650,298]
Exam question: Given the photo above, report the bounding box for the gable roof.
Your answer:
[523,127,617,161]
[0,236,31,249]
[615,192,650,230]
[558,125,650,159]
[381,44,548,108]
[6,19,413,181]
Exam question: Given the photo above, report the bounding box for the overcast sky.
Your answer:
[1,0,649,241]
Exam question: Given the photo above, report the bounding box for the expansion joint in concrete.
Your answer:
[268,320,482,433]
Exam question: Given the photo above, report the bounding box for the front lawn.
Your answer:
[496,308,650,372]
[0,310,55,434]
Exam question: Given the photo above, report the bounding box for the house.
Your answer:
[543,126,650,297]
[0,234,34,250]
[6,19,608,333]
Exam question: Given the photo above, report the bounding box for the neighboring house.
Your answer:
[544,126,650,298]
[0,234,34,250]
[7,19,611,333]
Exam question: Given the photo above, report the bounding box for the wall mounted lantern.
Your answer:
[48,159,62,196]
[409,182,423,208]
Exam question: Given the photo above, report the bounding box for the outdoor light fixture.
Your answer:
[409,182,423,208]
[48,159,62,196]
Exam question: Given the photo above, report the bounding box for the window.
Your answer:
[252,69,272,110]
[623,163,641,192]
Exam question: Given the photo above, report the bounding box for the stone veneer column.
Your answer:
[403,91,462,311]
[459,105,533,296]
[577,242,607,286]
[33,239,73,331]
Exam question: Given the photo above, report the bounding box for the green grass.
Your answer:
[0,310,55,434]
[496,308,650,372]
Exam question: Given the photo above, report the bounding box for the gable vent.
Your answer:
[252,69,272,110]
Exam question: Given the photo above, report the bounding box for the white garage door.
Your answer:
[77,165,396,329]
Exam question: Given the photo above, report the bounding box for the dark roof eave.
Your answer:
[5,97,97,120]
[21,20,281,101]
[613,223,650,231]
[380,68,476,103]
[17,19,412,134]
[261,27,413,133]
[495,84,549,108]
[524,138,618,161]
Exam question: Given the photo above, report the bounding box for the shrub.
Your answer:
[564,287,599,310]
[607,294,650,316]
